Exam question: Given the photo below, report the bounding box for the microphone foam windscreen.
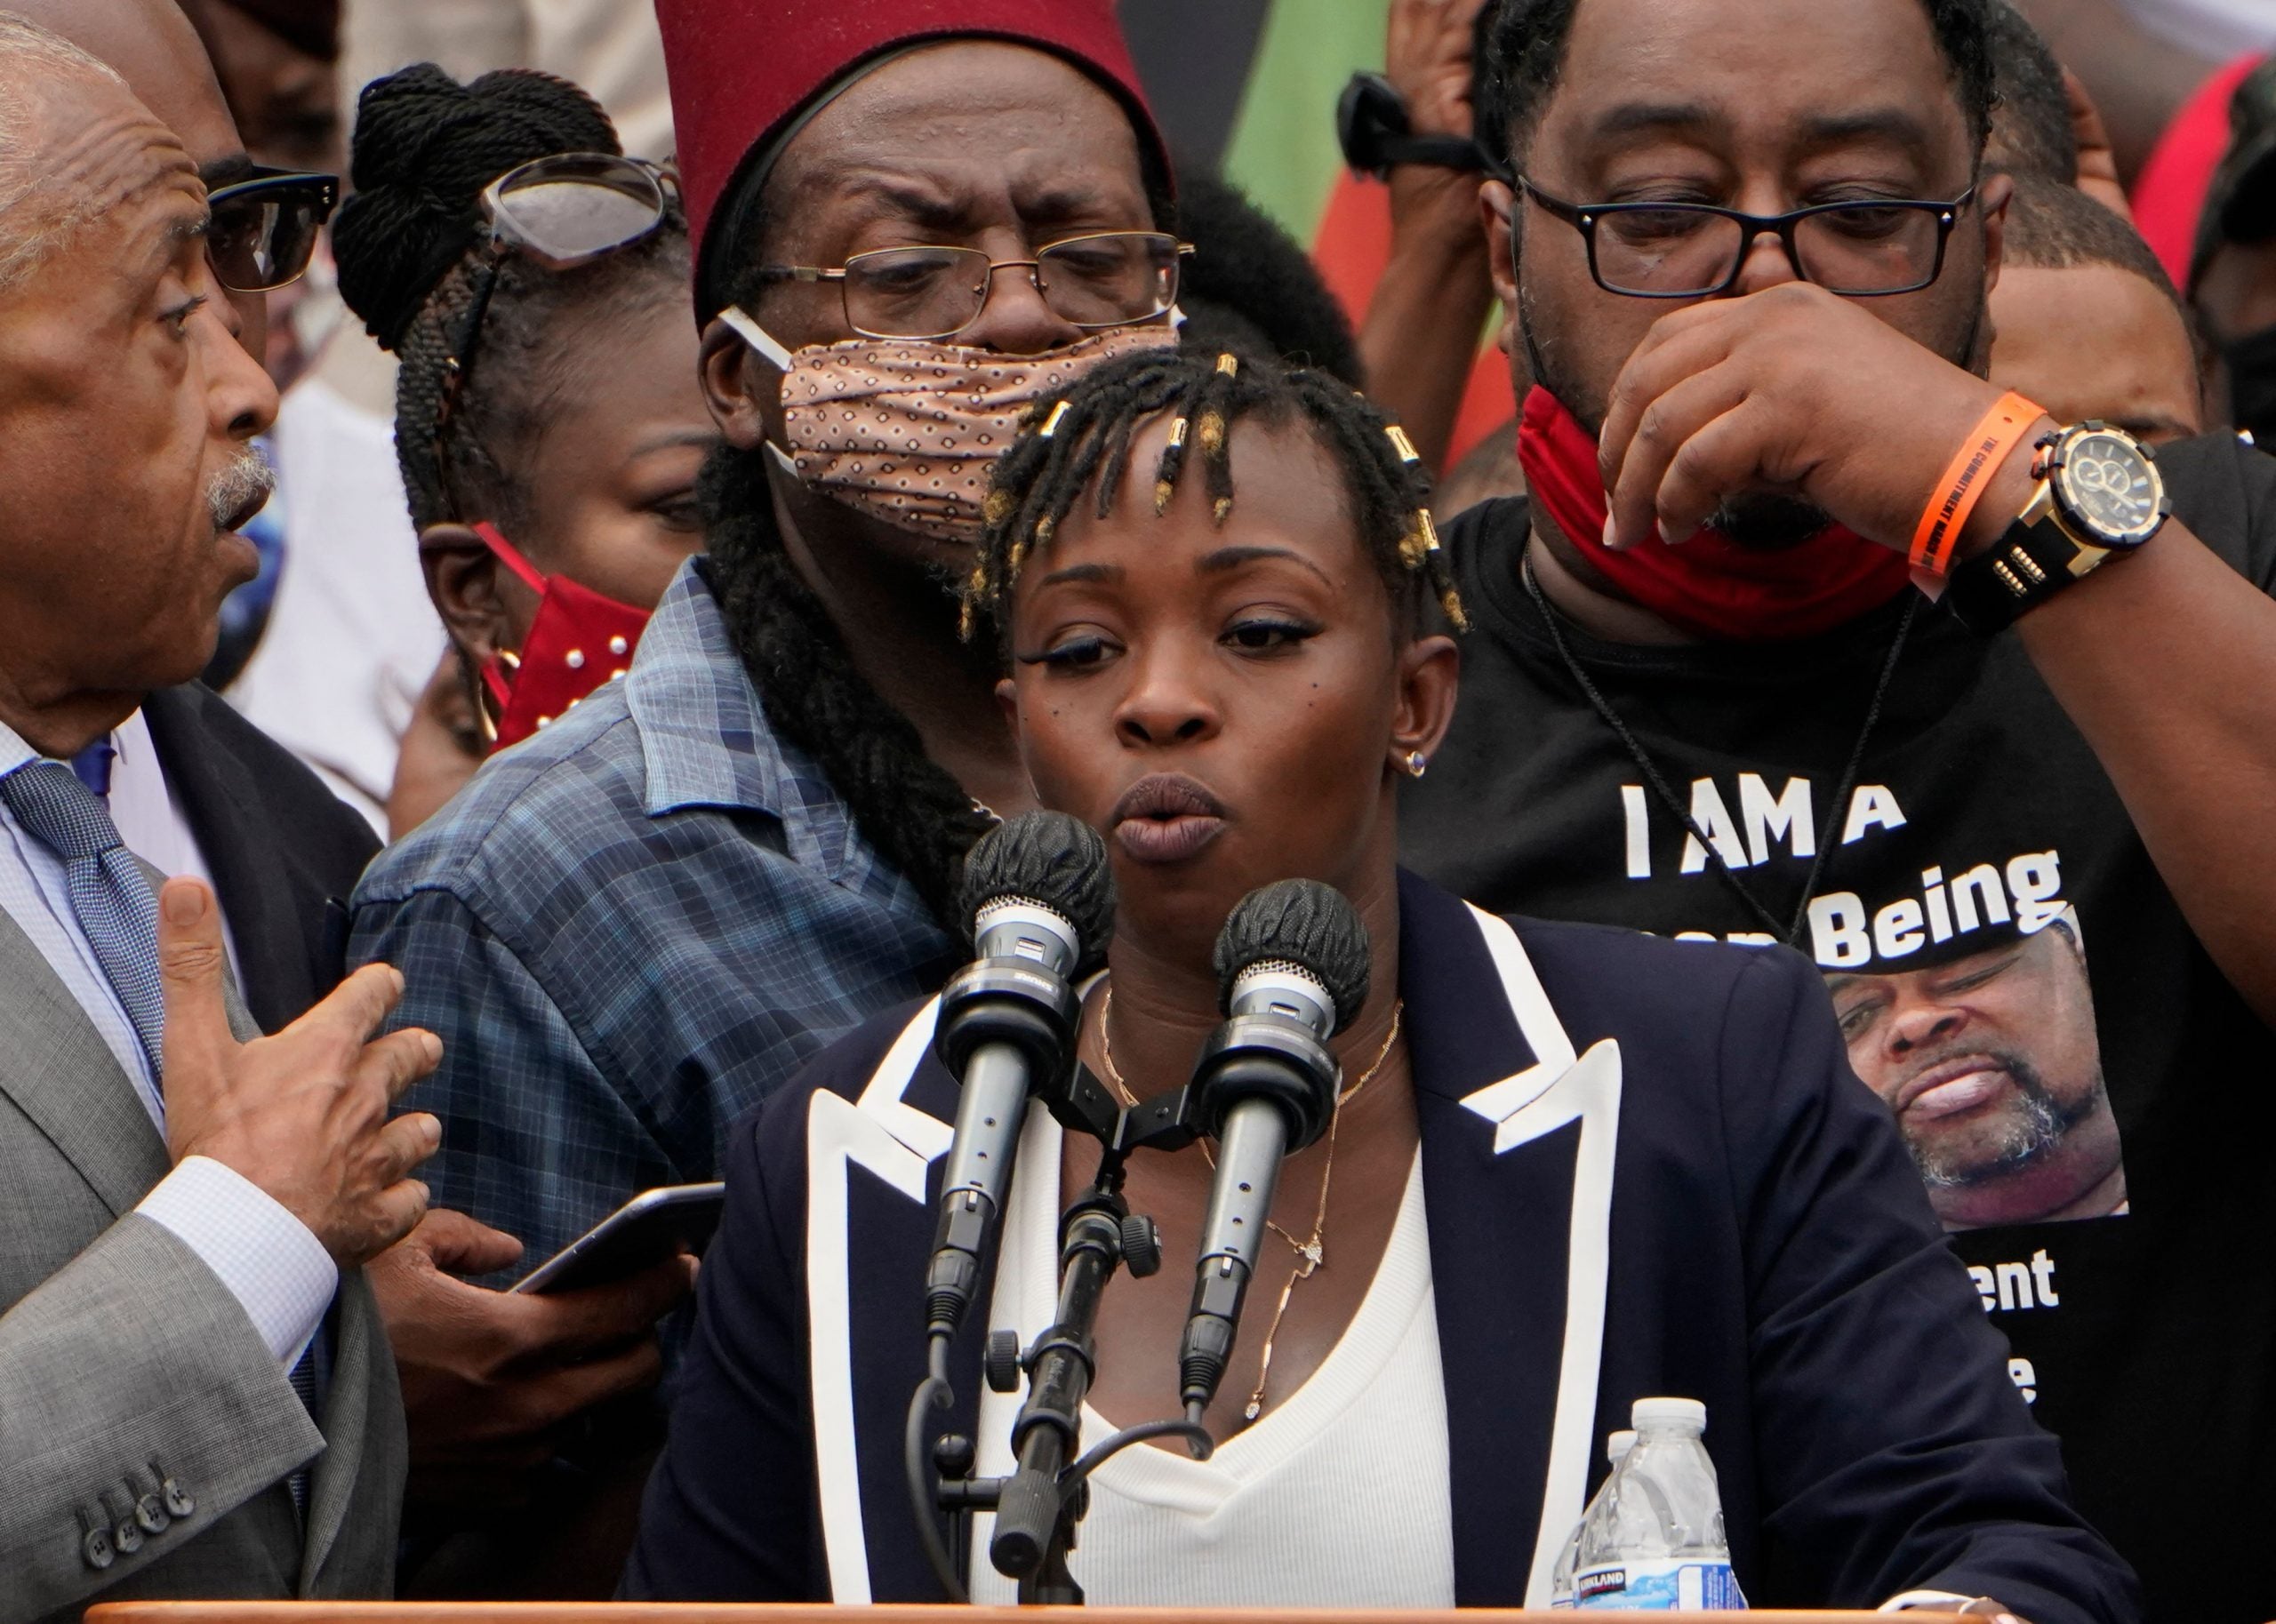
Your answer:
[1211,879,1372,1035]
[958,812,1118,976]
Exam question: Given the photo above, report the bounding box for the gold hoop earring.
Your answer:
[475,647,520,745]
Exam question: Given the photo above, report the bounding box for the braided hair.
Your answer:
[699,447,997,924]
[963,347,1466,646]
[331,64,689,533]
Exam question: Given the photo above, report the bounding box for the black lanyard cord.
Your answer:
[1519,542,1919,950]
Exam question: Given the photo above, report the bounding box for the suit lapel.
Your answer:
[805,999,987,1602]
[142,686,319,1032]
[1398,872,1622,1609]
[299,1270,395,1593]
[813,880,1625,1608]
[0,903,168,1215]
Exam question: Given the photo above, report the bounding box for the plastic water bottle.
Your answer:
[1572,1397,1745,1610]
[1549,1428,1637,1607]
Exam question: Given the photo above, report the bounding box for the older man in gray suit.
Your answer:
[0,16,445,1620]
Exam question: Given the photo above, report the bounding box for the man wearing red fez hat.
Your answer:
[349,0,1189,1392]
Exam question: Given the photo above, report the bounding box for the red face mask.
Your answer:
[474,523,652,751]
[1513,386,1911,641]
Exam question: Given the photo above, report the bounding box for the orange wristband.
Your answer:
[1910,390,2043,574]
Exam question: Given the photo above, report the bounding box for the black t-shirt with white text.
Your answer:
[1401,432,2276,1623]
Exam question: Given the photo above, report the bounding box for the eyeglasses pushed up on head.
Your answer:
[204,166,340,292]
[754,231,1195,341]
[431,152,678,500]
[1518,177,1978,299]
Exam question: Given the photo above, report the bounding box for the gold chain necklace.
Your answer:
[1097,986,1405,1422]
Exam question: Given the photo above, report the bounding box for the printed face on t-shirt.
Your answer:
[1599,766,2134,1236]
[1825,916,2124,1231]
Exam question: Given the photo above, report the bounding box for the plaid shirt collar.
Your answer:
[626,558,869,884]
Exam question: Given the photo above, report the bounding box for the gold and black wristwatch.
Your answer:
[1945,420,2170,635]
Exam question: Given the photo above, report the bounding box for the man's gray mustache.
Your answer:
[208,445,277,530]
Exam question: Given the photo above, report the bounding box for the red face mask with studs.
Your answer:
[473,523,651,751]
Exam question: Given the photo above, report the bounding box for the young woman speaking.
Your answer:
[624,350,2135,1624]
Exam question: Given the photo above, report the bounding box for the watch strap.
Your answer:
[1944,511,2096,635]
[1366,132,1488,173]
[1336,72,1489,178]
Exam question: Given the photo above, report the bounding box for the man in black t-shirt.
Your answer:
[1400,1,2276,1620]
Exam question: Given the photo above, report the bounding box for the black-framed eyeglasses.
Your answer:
[754,231,1195,340]
[205,166,339,292]
[433,153,677,504]
[1518,177,1978,298]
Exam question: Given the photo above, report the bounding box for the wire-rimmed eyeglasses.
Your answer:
[754,231,1195,341]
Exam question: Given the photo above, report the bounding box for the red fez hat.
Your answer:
[656,0,1172,320]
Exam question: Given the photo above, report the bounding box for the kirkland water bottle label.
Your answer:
[1574,1557,1746,1610]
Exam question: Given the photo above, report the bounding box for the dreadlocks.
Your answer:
[963,348,1467,645]
[700,445,996,925]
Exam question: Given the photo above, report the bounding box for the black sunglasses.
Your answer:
[205,166,340,293]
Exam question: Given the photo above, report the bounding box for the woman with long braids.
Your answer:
[349,2,1186,1279]
[626,348,2132,1622]
[325,65,717,836]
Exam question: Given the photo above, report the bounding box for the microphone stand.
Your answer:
[990,1168,1140,1604]
[912,1063,1218,1604]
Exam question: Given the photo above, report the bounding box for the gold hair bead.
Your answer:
[1417,508,1442,553]
[1038,400,1071,438]
[1215,353,1239,375]
[1386,425,1421,464]
[1166,416,1189,448]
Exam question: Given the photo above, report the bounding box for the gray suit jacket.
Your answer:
[0,897,405,1622]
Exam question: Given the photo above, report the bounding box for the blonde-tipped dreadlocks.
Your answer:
[962,348,1467,643]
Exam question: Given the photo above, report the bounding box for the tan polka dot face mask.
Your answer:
[720,308,1175,546]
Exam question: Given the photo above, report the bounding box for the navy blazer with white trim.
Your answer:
[625,871,2136,1622]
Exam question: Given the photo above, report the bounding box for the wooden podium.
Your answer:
[85,1607,1956,1622]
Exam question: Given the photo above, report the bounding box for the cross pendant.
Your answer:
[1296,1240,1323,1276]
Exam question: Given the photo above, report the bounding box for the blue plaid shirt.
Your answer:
[349,559,959,1275]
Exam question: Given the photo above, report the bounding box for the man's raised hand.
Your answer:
[156,876,443,1268]
[1595,281,2044,562]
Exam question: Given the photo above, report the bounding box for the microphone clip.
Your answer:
[1185,1013,1339,1150]
[934,956,1081,1082]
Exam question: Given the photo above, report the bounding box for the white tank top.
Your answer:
[969,1108,1457,1606]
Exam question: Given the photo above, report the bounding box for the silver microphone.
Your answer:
[1177,882,1370,1416]
[926,815,1115,1337]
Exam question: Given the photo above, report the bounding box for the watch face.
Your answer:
[2054,428,2166,545]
